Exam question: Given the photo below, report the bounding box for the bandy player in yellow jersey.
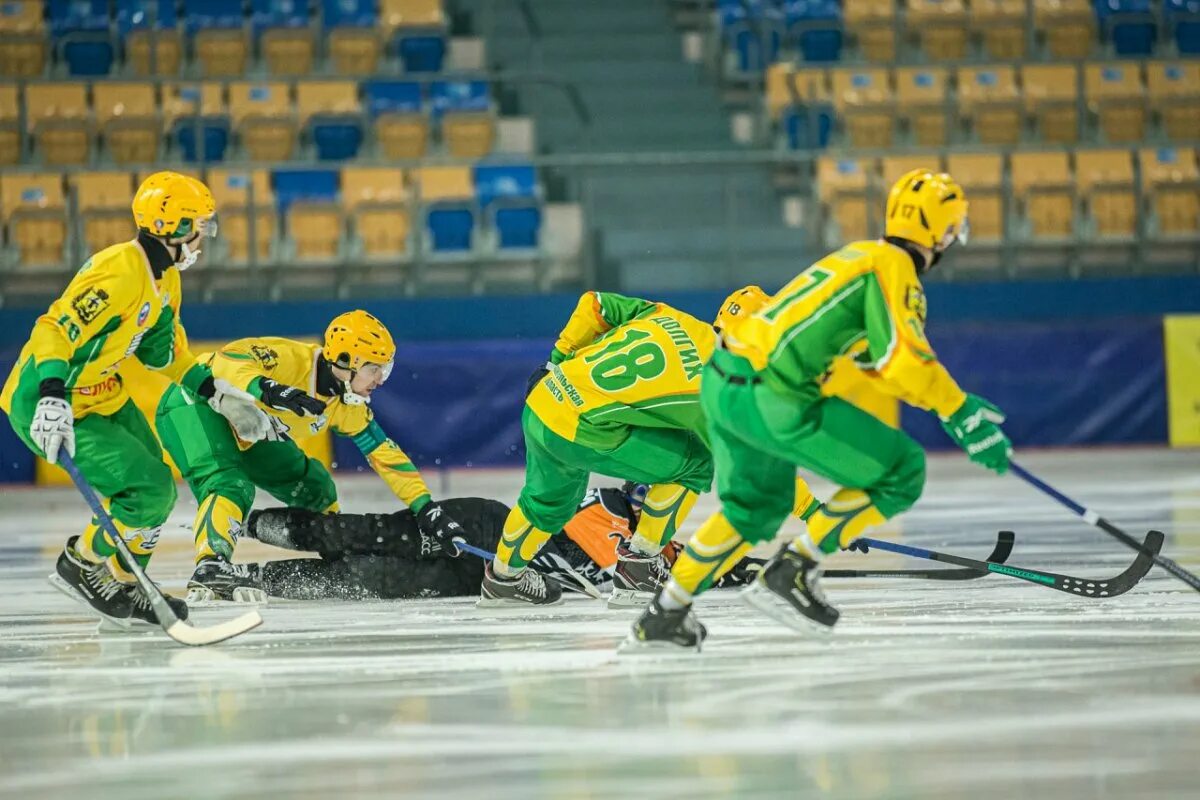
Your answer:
[481,290,820,607]
[0,172,272,628]
[154,310,467,601]
[627,170,1014,650]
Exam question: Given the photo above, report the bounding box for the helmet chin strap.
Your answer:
[177,240,201,271]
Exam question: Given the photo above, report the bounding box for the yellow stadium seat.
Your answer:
[297,81,360,124]
[1021,64,1080,144]
[206,167,273,209]
[1147,62,1200,143]
[1034,0,1095,60]
[341,167,406,210]
[844,0,896,62]
[0,0,42,33]
[907,0,969,61]
[377,113,430,159]
[895,67,949,146]
[27,83,90,165]
[203,168,275,263]
[1140,148,1199,236]
[381,0,445,34]
[329,29,381,75]
[0,3,45,77]
[163,83,227,127]
[957,66,1021,146]
[442,114,495,158]
[830,67,894,149]
[881,155,944,187]
[288,204,343,262]
[75,170,136,254]
[971,0,1027,59]
[1075,150,1136,238]
[1011,152,1075,239]
[94,83,160,165]
[195,30,249,77]
[230,82,296,161]
[1085,63,1146,144]
[0,84,19,165]
[358,208,412,259]
[817,157,872,242]
[82,215,136,254]
[766,64,828,119]
[947,153,1005,242]
[127,30,182,75]
[415,166,474,203]
[262,29,316,77]
[220,207,276,264]
[1,172,67,267]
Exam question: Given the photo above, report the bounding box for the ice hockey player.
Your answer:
[627,169,1013,651]
[482,289,820,608]
[0,172,272,627]
[239,483,767,600]
[154,309,467,602]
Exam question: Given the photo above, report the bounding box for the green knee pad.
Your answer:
[869,438,926,519]
[194,471,257,517]
[111,461,177,529]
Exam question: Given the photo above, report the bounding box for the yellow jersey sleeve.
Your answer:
[860,253,966,418]
[133,271,206,393]
[334,407,432,511]
[550,292,659,364]
[209,337,315,395]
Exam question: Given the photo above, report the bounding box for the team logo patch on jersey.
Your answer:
[71,287,110,324]
[137,301,152,327]
[249,345,279,370]
[905,286,927,324]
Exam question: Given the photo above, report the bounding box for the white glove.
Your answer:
[208,379,272,443]
[31,396,75,464]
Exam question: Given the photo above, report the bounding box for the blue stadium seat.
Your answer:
[273,168,340,214]
[426,207,476,252]
[783,0,843,63]
[50,0,114,75]
[63,40,115,75]
[116,0,178,34]
[395,33,447,73]
[784,104,833,149]
[721,0,783,73]
[174,119,231,162]
[474,164,541,250]
[430,80,491,118]
[364,80,424,116]
[1094,0,1158,56]
[1166,0,1200,54]
[322,0,376,27]
[183,0,245,34]
[251,0,312,37]
[311,121,364,160]
[48,0,107,34]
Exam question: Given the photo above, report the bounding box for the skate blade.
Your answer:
[739,583,836,637]
[606,588,654,609]
[47,573,133,631]
[475,594,566,610]
[617,633,701,655]
[186,586,268,606]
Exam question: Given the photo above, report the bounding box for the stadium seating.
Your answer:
[906,0,968,61]
[946,153,1005,242]
[431,80,495,158]
[816,156,871,243]
[27,83,90,165]
[0,85,19,165]
[208,167,276,263]
[230,81,297,161]
[1010,151,1075,240]
[1140,147,1200,236]
[94,82,159,165]
[0,1,47,78]
[1147,61,1200,142]
[72,170,135,253]
[1,172,67,268]
[475,164,542,251]
[1021,64,1080,145]
[895,67,949,147]
[1165,0,1200,54]
[957,66,1021,146]
[1084,63,1146,144]
[972,0,1028,59]
[1075,149,1137,238]
[366,80,430,158]
[342,166,410,259]
[1035,0,1095,59]
[843,0,895,63]
[298,81,364,161]
[830,67,893,148]
[416,165,476,254]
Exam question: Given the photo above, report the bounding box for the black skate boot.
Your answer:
[740,547,839,633]
[48,536,134,628]
[126,582,190,627]
[620,590,707,653]
[478,564,563,608]
[608,541,671,609]
[186,558,267,603]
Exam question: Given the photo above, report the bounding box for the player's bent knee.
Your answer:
[877,440,926,518]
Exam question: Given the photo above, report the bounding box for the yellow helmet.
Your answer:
[715,285,770,332]
[131,171,217,241]
[324,310,396,373]
[883,169,969,252]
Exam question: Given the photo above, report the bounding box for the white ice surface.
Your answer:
[1,448,1199,800]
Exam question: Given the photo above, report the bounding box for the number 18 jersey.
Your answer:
[527,292,717,448]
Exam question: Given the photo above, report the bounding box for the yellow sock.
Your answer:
[792,476,821,520]
[78,513,159,583]
[795,488,886,558]
[493,505,554,577]
[663,512,751,606]
[194,494,245,563]
[631,484,699,554]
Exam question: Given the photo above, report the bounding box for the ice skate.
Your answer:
[186,558,267,604]
[620,591,707,653]
[47,536,135,629]
[740,547,839,633]
[607,541,671,608]
[477,564,563,608]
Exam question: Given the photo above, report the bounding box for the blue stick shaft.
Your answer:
[451,537,495,562]
[1009,462,1089,519]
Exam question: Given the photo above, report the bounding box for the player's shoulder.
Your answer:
[844,239,919,281]
[81,240,145,282]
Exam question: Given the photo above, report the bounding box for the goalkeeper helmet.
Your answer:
[883,169,969,256]
[715,285,770,332]
[131,172,217,270]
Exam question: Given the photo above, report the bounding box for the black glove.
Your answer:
[416,501,467,557]
[257,378,327,417]
[525,362,552,398]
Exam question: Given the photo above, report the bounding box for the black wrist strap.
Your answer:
[38,378,66,400]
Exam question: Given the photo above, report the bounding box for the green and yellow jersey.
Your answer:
[527,292,716,448]
[722,239,966,417]
[204,336,433,510]
[0,239,208,419]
